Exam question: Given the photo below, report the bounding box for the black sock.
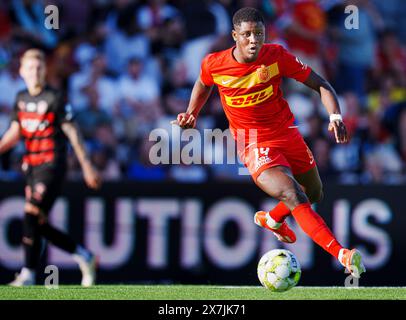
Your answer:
[38,223,77,254]
[23,214,41,269]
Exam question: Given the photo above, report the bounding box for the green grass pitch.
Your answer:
[0,285,405,300]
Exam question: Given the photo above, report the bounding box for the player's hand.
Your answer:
[170,113,196,129]
[328,119,348,144]
[82,162,102,190]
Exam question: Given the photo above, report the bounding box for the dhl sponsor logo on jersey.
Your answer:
[224,85,274,107]
[213,62,279,89]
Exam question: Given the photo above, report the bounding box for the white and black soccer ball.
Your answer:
[257,249,301,292]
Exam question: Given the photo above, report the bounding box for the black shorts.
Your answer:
[24,163,66,214]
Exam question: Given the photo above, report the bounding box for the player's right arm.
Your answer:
[0,121,21,154]
[172,54,214,129]
[172,77,213,129]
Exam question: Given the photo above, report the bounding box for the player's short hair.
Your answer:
[232,7,265,28]
[20,48,46,64]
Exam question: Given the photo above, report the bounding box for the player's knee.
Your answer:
[25,204,47,225]
[22,236,34,246]
[279,188,308,207]
[25,203,40,215]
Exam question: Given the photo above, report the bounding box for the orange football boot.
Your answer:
[254,211,296,243]
[339,248,366,278]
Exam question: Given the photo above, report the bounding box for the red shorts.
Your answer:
[238,128,316,182]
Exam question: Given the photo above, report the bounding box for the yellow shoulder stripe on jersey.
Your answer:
[213,63,279,89]
[224,85,274,108]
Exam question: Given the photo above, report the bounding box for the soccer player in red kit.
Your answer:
[172,7,366,278]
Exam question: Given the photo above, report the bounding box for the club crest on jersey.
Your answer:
[256,64,271,83]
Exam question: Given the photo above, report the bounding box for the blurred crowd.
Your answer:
[0,0,406,184]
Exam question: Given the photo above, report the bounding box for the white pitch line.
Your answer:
[295,286,406,289]
[206,286,406,289]
[210,286,263,289]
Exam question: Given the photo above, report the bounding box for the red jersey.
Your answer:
[200,43,311,144]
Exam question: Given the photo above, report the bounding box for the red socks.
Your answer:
[268,201,343,259]
[291,203,342,259]
[268,201,291,222]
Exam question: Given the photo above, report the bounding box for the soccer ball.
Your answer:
[257,249,301,292]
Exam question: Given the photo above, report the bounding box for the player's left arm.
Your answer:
[61,122,102,189]
[303,70,348,144]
